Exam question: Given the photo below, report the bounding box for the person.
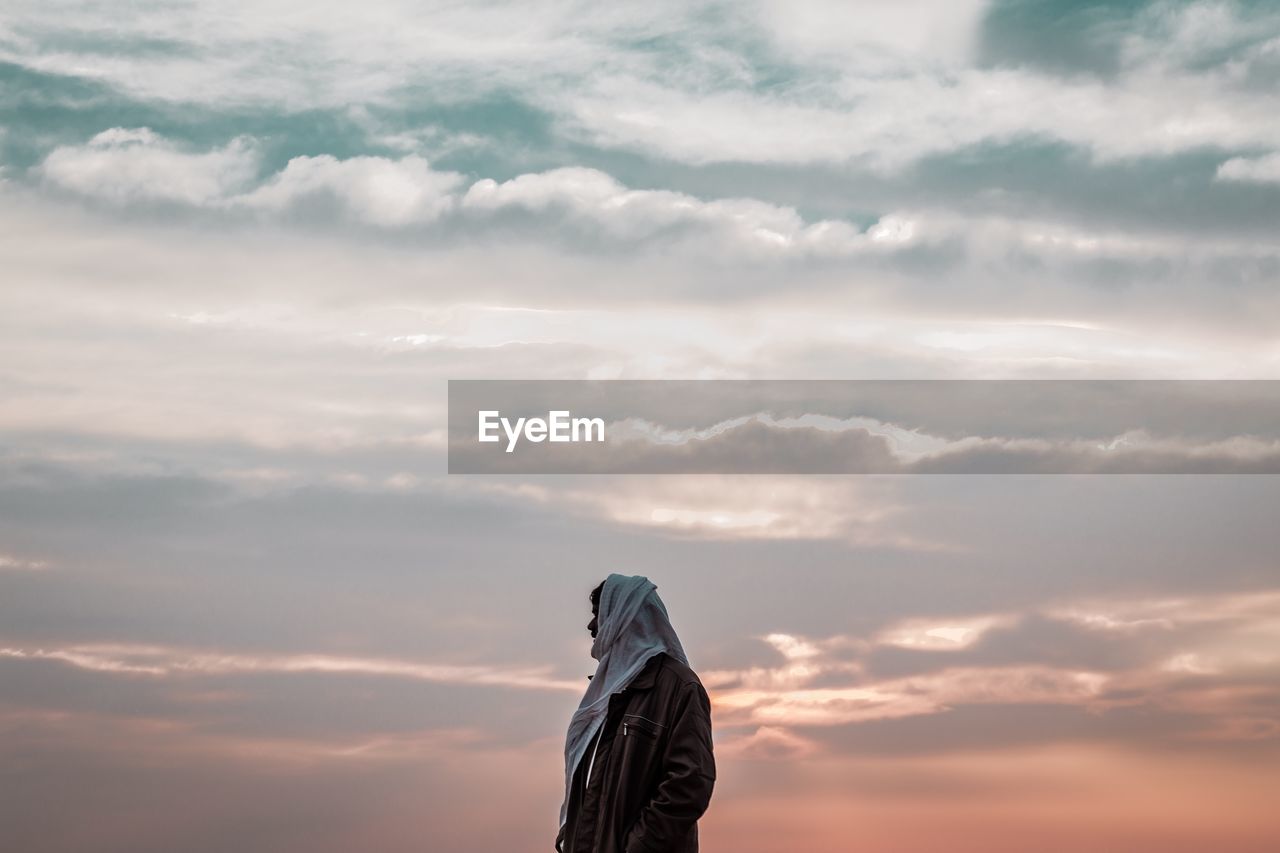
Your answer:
[555,574,715,853]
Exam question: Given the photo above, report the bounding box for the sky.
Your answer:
[2,1,1280,851]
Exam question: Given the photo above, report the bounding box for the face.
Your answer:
[588,596,599,639]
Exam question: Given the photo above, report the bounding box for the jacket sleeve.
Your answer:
[623,680,716,853]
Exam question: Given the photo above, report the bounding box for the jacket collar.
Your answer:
[626,653,665,691]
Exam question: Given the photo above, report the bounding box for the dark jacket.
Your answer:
[557,653,715,853]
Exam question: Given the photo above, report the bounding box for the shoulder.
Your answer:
[652,653,703,689]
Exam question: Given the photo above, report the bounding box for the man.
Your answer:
[556,574,715,853]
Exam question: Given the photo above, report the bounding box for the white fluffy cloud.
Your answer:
[6,2,1280,170]
[34,129,913,253]
[34,128,1280,277]
[40,128,259,205]
[38,128,464,226]
[462,166,910,255]
[1216,151,1280,184]
[239,154,465,225]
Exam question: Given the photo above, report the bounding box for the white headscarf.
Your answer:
[558,574,688,830]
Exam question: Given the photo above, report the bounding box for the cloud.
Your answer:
[0,552,49,571]
[39,128,259,205]
[238,154,465,225]
[0,703,563,853]
[701,586,1280,744]
[463,166,925,256]
[1120,1,1280,78]
[452,412,1280,475]
[1216,151,1280,183]
[31,130,1280,290]
[3,445,1279,771]
[1049,589,1280,633]
[4,6,1280,850]
[557,65,1280,171]
[755,0,991,67]
[0,643,583,691]
[36,132,914,255]
[37,128,466,227]
[467,475,942,550]
[3,183,1276,469]
[716,724,819,760]
[875,614,1016,651]
[7,1,1280,173]
[1049,589,1280,677]
[714,664,1109,726]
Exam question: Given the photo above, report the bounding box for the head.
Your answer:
[581,574,687,667]
[587,580,605,639]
